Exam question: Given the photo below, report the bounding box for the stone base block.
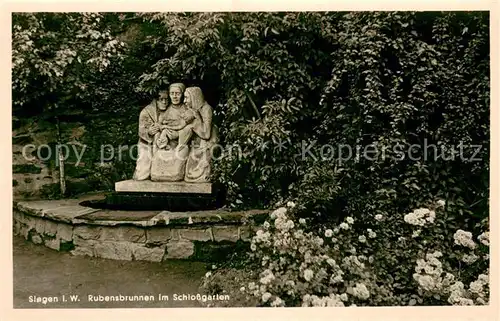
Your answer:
[133,245,166,262]
[94,241,133,261]
[165,239,195,259]
[115,180,212,194]
[44,237,61,251]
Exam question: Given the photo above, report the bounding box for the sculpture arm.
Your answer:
[183,110,196,124]
[192,104,213,140]
[162,119,187,131]
[138,108,155,143]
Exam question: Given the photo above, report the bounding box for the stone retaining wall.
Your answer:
[12,121,89,198]
[13,195,268,262]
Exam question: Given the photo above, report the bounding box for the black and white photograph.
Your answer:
[5,5,497,318]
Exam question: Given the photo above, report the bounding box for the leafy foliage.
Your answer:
[12,13,127,114]
[134,12,489,222]
[12,12,489,226]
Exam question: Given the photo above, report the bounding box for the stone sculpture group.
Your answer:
[133,83,218,183]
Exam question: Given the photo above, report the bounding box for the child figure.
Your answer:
[156,105,197,150]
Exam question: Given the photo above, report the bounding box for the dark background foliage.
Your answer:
[12,12,489,227]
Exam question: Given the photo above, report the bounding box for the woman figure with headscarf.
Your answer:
[183,86,219,183]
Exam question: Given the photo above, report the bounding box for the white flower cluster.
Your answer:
[367,229,377,238]
[339,216,354,230]
[322,256,344,284]
[341,255,366,277]
[351,283,370,300]
[413,251,455,295]
[335,217,355,231]
[261,292,272,303]
[448,282,474,305]
[302,294,345,307]
[404,208,436,226]
[270,296,284,307]
[314,236,324,246]
[270,207,295,232]
[412,229,421,238]
[303,269,314,281]
[259,269,276,285]
[461,253,479,264]
[447,274,489,306]
[339,222,349,230]
[468,273,489,305]
[248,281,257,291]
[254,229,271,243]
[343,255,365,268]
[270,207,286,220]
[330,273,344,284]
[251,228,273,251]
[477,231,489,246]
[453,230,476,249]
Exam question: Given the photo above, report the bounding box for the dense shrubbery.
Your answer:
[134,12,489,222]
[13,12,489,218]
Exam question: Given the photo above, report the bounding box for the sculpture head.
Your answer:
[169,83,186,106]
[157,89,169,111]
[184,87,205,111]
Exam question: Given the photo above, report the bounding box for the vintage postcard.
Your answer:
[1,0,498,320]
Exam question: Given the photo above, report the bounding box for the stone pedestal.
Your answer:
[115,180,212,194]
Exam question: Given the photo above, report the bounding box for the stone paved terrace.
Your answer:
[13,193,269,262]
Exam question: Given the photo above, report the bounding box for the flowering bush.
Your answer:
[202,199,489,307]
